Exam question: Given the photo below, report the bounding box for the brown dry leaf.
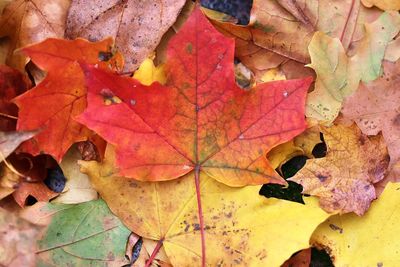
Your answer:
[13,182,58,207]
[0,0,70,70]
[289,124,389,215]
[211,0,381,75]
[65,0,186,71]
[341,60,400,166]
[6,153,58,207]
[0,207,42,267]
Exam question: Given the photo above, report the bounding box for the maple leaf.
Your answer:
[0,207,42,267]
[79,146,329,266]
[65,0,186,71]
[306,12,400,123]
[289,124,389,215]
[211,0,382,78]
[0,0,70,70]
[311,182,400,266]
[21,200,130,266]
[0,65,31,131]
[77,9,312,261]
[77,7,312,186]
[341,60,400,166]
[14,38,123,161]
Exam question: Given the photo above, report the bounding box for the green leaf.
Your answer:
[35,199,130,267]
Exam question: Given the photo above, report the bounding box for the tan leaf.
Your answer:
[52,145,98,204]
[342,60,400,166]
[289,124,389,215]
[65,0,186,71]
[0,0,70,70]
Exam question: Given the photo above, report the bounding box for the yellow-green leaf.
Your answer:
[306,12,400,123]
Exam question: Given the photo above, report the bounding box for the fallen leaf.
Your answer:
[311,182,400,266]
[384,37,400,61]
[22,199,131,266]
[0,65,31,131]
[0,130,37,160]
[0,207,42,267]
[14,38,122,161]
[361,0,400,11]
[281,248,311,267]
[77,7,313,186]
[289,124,389,215]
[7,153,58,207]
[0,0,70,70]
[13,182,58,207]
[133,57,166,86]
[212,0,381,68]
[0,163,19,199]
[267,125,322,170]
[306,12,400,123]
[132,238,171,267]
[65,0,186,71]
[52,144,98,204]
[341,60,400,166]
[80,145,329,266]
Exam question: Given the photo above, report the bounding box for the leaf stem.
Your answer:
[0,112,18,120]
[195,164,206,266]
[145,238,164,267]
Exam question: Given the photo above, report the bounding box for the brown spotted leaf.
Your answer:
[65,0,186,71]
[342,60,400,166]
[289,124,389,215]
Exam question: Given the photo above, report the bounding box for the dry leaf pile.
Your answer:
[0,0,400,266]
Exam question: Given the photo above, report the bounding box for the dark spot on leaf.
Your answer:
[98,51,113,61]
[329,224,343,233]
[186,43,193,54]
[393,114,400,126]
[193,223,200,231]
[316,173,329,182]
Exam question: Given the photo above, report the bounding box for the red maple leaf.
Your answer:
[77,7,312,264]
[14,38,123,161]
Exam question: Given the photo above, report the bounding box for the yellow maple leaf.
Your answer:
[80,145,329,266]
[311,182,400,266]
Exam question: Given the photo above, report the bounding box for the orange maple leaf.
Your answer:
[14,38,123,161]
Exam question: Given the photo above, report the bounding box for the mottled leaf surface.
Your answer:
[290,124,389,215]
